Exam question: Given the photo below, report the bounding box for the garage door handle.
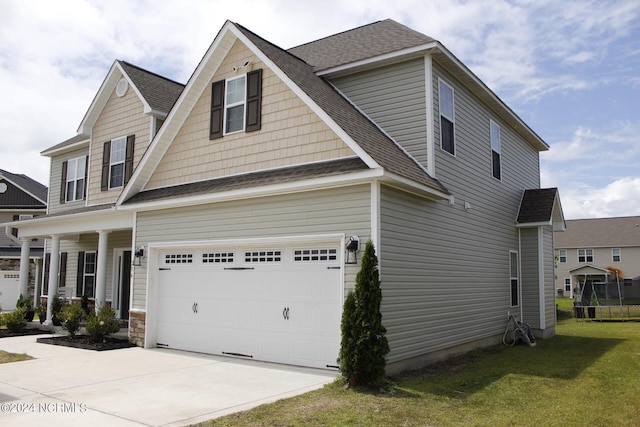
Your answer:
[192,302,198,314]
[282,307,290,320]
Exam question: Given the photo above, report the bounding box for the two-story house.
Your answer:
[0,169,47,310]
[5,19,564,374]
[555,216,640,303]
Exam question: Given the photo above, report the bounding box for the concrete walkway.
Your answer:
[0,335,337,426]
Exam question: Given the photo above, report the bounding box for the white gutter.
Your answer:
[5,226,20,244]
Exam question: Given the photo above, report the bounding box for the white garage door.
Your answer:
[0,271,20,311]
[155,242,343,369]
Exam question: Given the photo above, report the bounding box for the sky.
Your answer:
[0,0,639,219]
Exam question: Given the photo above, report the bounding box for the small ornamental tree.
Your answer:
[339,240,389,387]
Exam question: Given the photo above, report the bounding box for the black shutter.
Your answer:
[59,252,68,288]
[43,253,51,296]
[76,251,85,297]
[124,134,135,184]
[101,141,111,191]
[209,80,225,140]
[60,160,68,204]
[245,69,262,132]
[83,156,89,199]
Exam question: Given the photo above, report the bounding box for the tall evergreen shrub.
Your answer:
[339,240,389,386]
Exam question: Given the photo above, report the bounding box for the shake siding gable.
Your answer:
[332,59,428,167]
[144,39,355,190]
[132,185,371,309]
[88,80,150,206]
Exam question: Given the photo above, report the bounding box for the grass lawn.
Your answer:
[201,303,640,426]
[0,350,31,364]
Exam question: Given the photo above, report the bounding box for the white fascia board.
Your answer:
[433,43,549,151]
[118,22,237,204]
[11,209,134,238]
[316,43,438,77]
[41,138,90,157]
[120,168,384,212]
[515,221,553,228]
[231,25,379,169]
[77,62,121,135]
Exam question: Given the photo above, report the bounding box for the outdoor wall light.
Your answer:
[345,235,359,265]
[133,246,145,266]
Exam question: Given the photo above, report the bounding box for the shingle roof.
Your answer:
[555,216,640,248]
[235,23,449,196]
[0,169,48,203]
[517,188,559,224]
[288,19,435,71]
[118,61,184,114]
[125,157,368,205]
[41,134,89,156]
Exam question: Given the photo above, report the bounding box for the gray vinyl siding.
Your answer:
[133,185,372,309]
[332,59,428,166]
[520,227,540,327]
[432,62,540,193]
[48,147,90,215]
[543,226,555,327]
[380,185,518,364]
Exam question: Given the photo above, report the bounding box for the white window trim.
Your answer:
[612,248,621,262]
[438,78,455,156]
[578,248,594,263]
[109,136,127,189]
[223,74,247,135]
[490,120,501,180]
[66,155,86,202]
[558,249,567,263]
[509,250,519,308]
[83,251,96,297]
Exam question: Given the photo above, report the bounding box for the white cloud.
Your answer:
[560,177,640,219]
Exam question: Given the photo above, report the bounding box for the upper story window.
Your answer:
[62,155,87,203]
[490,120,501,180]
[558,249,567,263]
[225,75,246,133]
[612,248,621,262]
[210,68,263,140]
[438,79,455,155]
[101,135,135,191]
[109,137,126,188]
[578,248,594,263]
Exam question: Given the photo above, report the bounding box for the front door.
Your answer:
[113,249,132,320]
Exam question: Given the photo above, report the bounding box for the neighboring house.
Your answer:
[554,216,640,303]
[0,169,47,310]
[4,19,564,374]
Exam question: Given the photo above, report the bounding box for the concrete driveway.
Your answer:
[0,335,337,426]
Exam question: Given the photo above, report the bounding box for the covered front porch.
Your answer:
[6,206,135,324]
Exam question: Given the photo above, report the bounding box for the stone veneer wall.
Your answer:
[129,311,145,346]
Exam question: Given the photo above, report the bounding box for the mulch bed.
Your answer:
[36,335,137,351]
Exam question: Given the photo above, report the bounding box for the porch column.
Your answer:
[18,238,31,301]
[44,235,61,326]
[95,230,110,310]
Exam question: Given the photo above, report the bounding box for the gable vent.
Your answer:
[116,78,128,97]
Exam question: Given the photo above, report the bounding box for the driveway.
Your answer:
[0,335,337,426]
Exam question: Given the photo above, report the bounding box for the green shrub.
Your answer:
[86,305,120,342]
[3,308,28,333]
[339,240,389,387]
[61,304,83,336]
